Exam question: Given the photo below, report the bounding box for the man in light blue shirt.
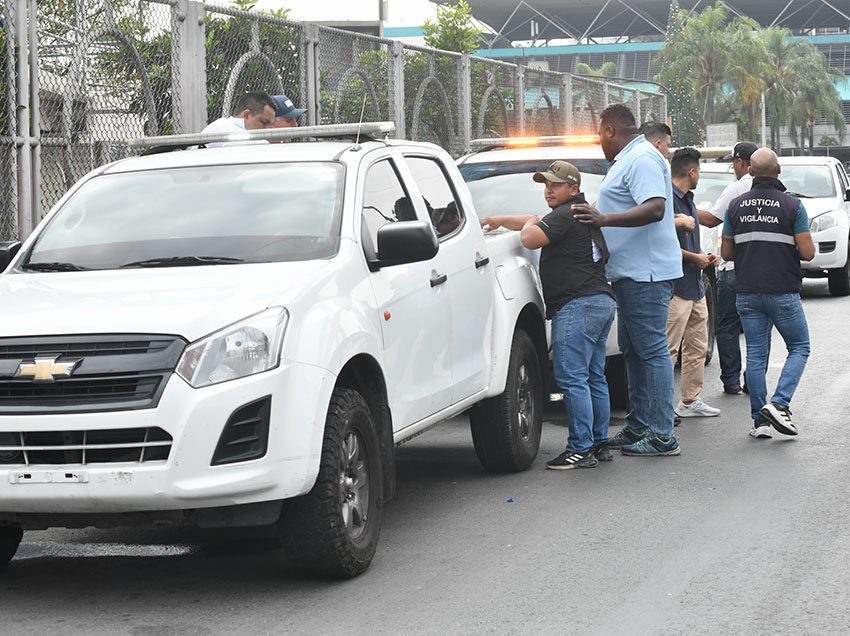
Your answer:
[572,104,683,456]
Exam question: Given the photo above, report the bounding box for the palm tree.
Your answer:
[655,3,731,125]
[726,17,769,141]
[761,27,803,150]
[788,50,847,154]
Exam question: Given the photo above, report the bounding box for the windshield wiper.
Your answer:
[23,261,90,272]
[119,255,245,269]
[785,191,812,198]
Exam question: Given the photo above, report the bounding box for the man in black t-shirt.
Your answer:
[481,161,616,470]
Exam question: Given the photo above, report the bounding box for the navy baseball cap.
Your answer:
[272,94,306,119]
[732,141,758,162]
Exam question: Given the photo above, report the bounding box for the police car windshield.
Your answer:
[25,162,344,271]
[459,159,608,220]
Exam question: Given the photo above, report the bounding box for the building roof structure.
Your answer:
[433,0,850,44]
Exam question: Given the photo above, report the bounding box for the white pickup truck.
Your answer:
[0,124,547,578]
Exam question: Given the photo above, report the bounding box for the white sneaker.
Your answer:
[749,419,773,439]
[675,398,721,418]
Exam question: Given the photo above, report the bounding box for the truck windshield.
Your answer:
[459,159,608,220]
[24,162,344,271]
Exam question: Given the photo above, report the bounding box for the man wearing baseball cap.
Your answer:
[272,94,307,129]
[696,141,758,395]
[481,161,616,470]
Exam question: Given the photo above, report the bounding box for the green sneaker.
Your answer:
[606,427,650,448]
[620,435,681,456]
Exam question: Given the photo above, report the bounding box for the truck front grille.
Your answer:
[0,334,186,414]
[0,427,173,465]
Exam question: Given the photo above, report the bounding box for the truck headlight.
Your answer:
[176,307,289,388]
[809,211,839,233]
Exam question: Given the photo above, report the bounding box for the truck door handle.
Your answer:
[474,256,490,269]
[430,272,448,287]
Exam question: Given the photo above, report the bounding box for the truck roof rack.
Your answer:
[127,121,396,150]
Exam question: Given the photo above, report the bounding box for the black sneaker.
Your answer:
[760,402,798,436]
[607,427,650,448]
[546,450,599,470]
[592,443,613,462]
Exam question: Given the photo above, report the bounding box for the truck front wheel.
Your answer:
[827,245,850,296]
[280,388,383,579]
[470,330,543,472]
[0,526,23,570]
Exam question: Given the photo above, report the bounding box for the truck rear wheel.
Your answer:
[470,330,543,472]
[280,388,383,579]
[0,526,23,570]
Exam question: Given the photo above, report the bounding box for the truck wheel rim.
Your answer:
[516,362,532,440]
[339,430,370,541]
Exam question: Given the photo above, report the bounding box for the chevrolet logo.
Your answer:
[15,357,80,382]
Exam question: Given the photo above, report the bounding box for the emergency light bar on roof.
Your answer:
[127,121,396,148]
[469,135,600,151]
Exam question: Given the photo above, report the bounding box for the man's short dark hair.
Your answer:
[600,103,636,131]
[232,91,276,116]
[638,121,672,142]
[671,147,701,178]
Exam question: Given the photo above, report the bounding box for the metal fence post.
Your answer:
[29,0,41,227]
[305,24,319,126]
[516,64,525,136]
[560,73,572,134]
[15,0,32,239]
[602,80,609,110]
[388,40,405,140]
[633,90,641,125]
[458,54,471,154]
[173,0,207,133]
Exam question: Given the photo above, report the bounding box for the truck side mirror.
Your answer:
[371,221,438,270]
[0,241,22,271]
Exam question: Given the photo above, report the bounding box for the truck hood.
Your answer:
[0,261,329,341]
[802,195,845,219]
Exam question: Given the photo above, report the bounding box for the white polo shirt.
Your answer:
[199,117,268,148]
[710,173,753,271]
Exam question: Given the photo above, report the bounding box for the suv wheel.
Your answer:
[280,388,382,579]
[470,330,543,472]
[828,245,850,297]
[0,526,23,570]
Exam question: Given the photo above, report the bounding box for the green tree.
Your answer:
[655,2,731,126]
[761,26,803,150]
[726,17,768,141]
[819,135,839,147]
[787,50,847,154]
[421,0,483,54]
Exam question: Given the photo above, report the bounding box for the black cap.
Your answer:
[732,141,758,162]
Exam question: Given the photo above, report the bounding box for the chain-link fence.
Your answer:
[6,0,666,241]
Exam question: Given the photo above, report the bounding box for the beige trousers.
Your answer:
[666,294,709,403]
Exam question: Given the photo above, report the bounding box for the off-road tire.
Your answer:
[0,526,22,570]
[280,388,383,579]
[827,246,850,297]
[470,330,543,472]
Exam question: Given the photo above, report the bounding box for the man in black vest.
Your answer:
[721,148,815,438]
[481,161,616,469]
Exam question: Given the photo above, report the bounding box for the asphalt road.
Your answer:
[3,279,850,636]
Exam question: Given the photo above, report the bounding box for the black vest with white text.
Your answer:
[726,177,803,294]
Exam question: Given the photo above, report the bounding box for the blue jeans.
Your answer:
[736,293,810,421]
[716,269,743,388]
[551,294,616,453]
[611,278,676,439]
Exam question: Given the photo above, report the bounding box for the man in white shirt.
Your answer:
[200,92,276,147]
[696,141,757,394]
